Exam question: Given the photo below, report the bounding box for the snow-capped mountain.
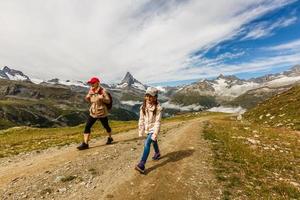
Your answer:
[176,74,259,100]
[0,66,90,89]
[46,78,88,88]
[175,65,300,101]
[116,72,147,91]
[0,66,30,81]
[2,65,300,113]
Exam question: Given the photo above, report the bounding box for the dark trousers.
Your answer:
[84,115,112,134]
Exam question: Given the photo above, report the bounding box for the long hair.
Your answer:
[142,95,158,116]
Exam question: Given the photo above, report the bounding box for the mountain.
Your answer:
[170,65,300,109]
[117,72,147,91]
[169,74,259,109]
[1,64,300,121]
[244,84,300,130]
[0,66,30,81]
[0,79,138,129]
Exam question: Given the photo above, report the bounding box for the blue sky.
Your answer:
[154,0,300,86]
[0,0,300,86]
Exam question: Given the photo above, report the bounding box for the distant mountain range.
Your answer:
[1,64,300,119]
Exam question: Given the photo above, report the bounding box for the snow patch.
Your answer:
[58,80,88,87]
[30,78,44,84]
[6,73,28,81]
[132,82,146,91]
[117,83,128,88]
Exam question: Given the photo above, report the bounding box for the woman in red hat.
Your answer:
[77,77,113,150]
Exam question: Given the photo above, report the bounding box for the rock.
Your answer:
[276,123,283,127]
[237,114,242,121]
[290,181,300,187]
[247,138,260,145]
[55,176,66,183]
[58,188,67,193]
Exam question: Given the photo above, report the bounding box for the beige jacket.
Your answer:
[86,86,110,118]
[138,103,163,137]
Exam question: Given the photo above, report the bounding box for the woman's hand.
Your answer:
[151,134,157,141]
[98,94,104,100]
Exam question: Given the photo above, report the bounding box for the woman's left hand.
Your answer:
[151,134,157,141]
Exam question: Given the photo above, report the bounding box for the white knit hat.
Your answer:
[145,87,158,96]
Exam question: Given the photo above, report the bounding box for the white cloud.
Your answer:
[241,16,297,40]
[265,39,300,51]
[121,100,142,106]
[155,51,300,82]
[162,101,203,111]
[208,106,246,114]
[0,0,295,84]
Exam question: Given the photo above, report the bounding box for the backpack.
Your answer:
[99,88,113,110]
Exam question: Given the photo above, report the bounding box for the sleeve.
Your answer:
[102,89,111,104]
[152,106,163,137]
[85,89,92,102]
[138,106,145,136]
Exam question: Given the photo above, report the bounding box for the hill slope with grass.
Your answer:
[244,84,300,130]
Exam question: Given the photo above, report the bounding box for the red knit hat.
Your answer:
[87,77,100,84]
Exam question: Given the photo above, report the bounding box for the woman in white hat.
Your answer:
[135,87,163,174]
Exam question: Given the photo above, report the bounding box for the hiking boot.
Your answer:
[77,142,89,150]
[106,137,114,145]
[135,162,145,174]
[152,152,161,160]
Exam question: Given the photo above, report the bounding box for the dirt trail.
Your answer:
[0,117,222,200]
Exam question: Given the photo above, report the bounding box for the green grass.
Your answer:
[0,119,16,130]
[244,85,300,131]
[203,117,300,199]
[171,92,218,107]
[0,120,137,158]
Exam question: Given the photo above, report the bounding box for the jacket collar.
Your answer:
[146,103,156,112]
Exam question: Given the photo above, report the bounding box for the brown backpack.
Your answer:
[99,88,113,110]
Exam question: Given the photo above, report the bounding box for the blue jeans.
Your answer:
[141,133,160,162]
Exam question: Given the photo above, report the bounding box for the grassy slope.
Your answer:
[171,92,218,107]
[244,85,300,130]
[203,116,300,199]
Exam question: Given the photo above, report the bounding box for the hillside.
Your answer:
[244,84,300,130]
[0,79,138,129]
